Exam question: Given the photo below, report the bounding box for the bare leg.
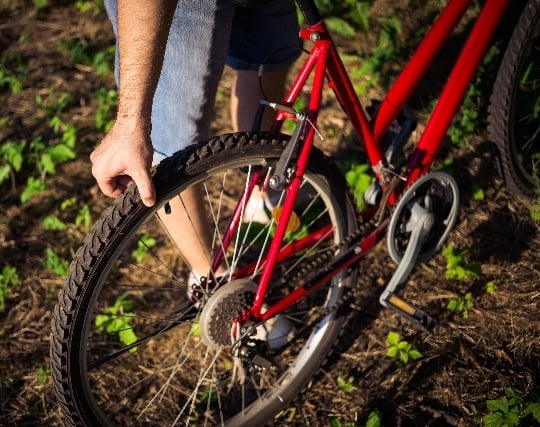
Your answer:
[160,68,290,280]
[230,68,288,131]
[157,183,221,277]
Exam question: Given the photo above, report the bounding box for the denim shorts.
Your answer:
[104,0,300,163]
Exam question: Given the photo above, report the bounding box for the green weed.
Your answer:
[0,61,25,93]
[345,163,372,211]
[365,410,383,427]
[132,234,157,263]
[327,416,356,427]
[385,331,422,365]
[95,87,117,133]
[74,0,104,15]
[483,388,540,427]
[20,176,47,204]
[43,248,70,277]
[0,140,25,189]
[0,266,20,311]
[336,375,355,393]
[485,280,497,295]
[443,244,481,280]
[314,0,370,32]
[447,292,474,318]
[75,204,92,232]
[32,0,47,8]
[37,365,49,385]
[58,38,114,76]
[95,293,138,352]
[42,215,67,231]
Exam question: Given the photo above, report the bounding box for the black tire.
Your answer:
[489,0,540,199]
[51,132,358,426]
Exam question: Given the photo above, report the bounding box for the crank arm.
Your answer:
[380,202,436,331]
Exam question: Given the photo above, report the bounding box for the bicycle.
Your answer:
[50,0,539,425]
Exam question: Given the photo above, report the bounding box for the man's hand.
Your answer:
[90,0,177,208]
[90,118,156,207]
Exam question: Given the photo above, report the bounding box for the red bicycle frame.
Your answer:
[217,0,510,321]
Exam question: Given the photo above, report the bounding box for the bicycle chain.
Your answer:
[278,209,392,303]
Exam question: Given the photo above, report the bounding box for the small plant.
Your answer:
[0,140,25,189]
[75,204,92,232]
[20,176,47,203]
[0,63,24,93]
[385,331,422,364]
[0,266,20,311]
[447,292,474,318]
[327,416,356,427]
[336,375,355,393]
[43,248,70,277]
[345,163,372,211]
[37,364,49,385]
[42,215,67,231]
[74,0,105,15]
[472,186,485,201]
[443,244,481,280]
[132,234,157,263]
[95,293,138,352]
[485,280,497,295]
[365,409,383,427]
[95,87,117,133]
[483,388,540,427]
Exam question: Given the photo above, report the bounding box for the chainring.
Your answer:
[387,171,460,264]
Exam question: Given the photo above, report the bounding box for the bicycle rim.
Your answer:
[51,132,357,426]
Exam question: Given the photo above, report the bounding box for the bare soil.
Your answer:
[0,1,538,426]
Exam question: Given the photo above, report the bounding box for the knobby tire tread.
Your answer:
[50,131,359,426]
[489,0,540,199]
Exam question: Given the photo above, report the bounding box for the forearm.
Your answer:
[116,0,177,121]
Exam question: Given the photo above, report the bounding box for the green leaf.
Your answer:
[47,144,76,163]
[487,398,508,413]
[386,331,400,346]
[524,402,540,422]
[386,347,398,358]
[483,413,503,427]
[40,152,55,174]
[42,215,67,231]
[365,409,382,427]
[399,351,409,364]
[119,327,137,347]
[0,165,11,185]
[327,415,342,427]
[21,177,46,203]
[408,349,423,360]
[324,16,356,38]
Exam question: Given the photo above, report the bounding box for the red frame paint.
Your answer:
[216,0,510,320]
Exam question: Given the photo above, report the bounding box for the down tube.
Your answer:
[406,0,509,181]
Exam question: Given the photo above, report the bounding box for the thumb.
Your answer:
[131,168,156,207]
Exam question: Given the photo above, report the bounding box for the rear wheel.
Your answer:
[489,0,540,199]
[51,132,358,426]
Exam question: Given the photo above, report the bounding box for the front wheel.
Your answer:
[489,0,540,199]
[50,132,358,426]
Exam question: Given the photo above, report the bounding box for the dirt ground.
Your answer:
[0,1,539,426]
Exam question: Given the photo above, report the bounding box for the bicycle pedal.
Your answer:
[382,292,436,332]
